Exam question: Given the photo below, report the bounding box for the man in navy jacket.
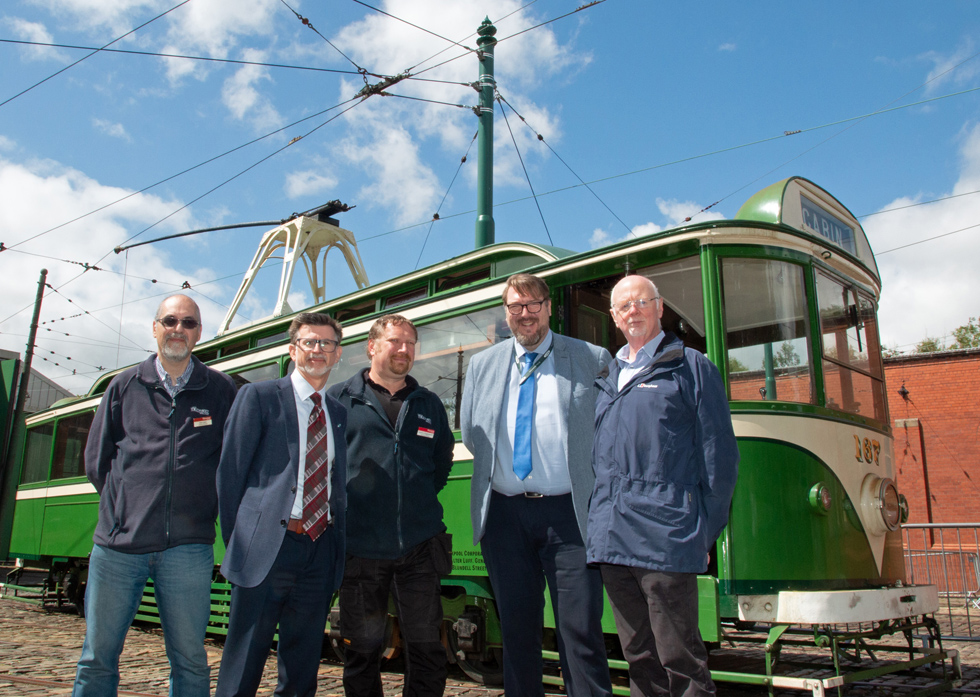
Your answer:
[588,275,739,697]
[216,312,347,697]
[74,295,237,697]
[328,314,454,697]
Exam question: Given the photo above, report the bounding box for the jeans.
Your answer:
[340,540,447,697]
[72,543,214,697]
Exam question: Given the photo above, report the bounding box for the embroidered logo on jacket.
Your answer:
[638,383,658,389]
[191,407,211,415]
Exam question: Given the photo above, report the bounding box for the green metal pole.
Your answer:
[474,17,496,249]
[0,268,47,560]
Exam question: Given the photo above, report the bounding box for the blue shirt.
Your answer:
[616,331,665,392]
[154,356,194,397]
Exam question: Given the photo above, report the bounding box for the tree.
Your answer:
[773,341,802,368]
[915,337,944,354]
[728,356,748,373]
[951,317,980,349]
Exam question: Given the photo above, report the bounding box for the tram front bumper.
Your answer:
[736,584,939,624]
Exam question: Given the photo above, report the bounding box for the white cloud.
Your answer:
[22,0,162,36]
[866,121,980,351]
[220,49,284,132]
[3,17,70,61]
[331,0,587,226]
[718,43,736,52]
[92,118,132,142]
[656,198,726,225]
[921,39,980,95]
[285,170,339,199]
[339,120,441,226]
[0,153,230,394]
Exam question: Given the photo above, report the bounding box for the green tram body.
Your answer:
[6,177,934,683]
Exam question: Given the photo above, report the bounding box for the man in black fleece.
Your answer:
[73,294,236,697]
[328,314,454,697]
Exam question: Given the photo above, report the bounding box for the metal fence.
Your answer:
[903,522,980,641]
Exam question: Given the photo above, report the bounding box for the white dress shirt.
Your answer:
[492,331,571,496]
[289,369,335,520]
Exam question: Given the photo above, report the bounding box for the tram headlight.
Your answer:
[808,482,832,515]
[860,474,902,535]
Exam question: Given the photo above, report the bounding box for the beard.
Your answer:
[299,361,331,378]
[160,335,191,362]
[513,322,547,348]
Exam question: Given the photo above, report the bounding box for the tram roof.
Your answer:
[735,177,879,282]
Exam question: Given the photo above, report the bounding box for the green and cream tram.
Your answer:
[4,177,954,694]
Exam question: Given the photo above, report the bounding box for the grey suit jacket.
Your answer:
[460,333,611,545]
[217,376,347,589]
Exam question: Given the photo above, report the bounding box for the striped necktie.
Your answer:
[303,392,331,540]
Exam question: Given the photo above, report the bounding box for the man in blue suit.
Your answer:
[460,273,613,697]
[215,312,347,697]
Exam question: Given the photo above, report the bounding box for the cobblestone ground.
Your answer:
[0,599,505,696]
[2,596,980,696]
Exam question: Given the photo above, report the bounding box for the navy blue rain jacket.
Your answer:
[85,355,237,554]
[587,332,739,573]
[328,370,455,560]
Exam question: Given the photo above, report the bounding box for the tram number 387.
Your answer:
[854,435,881,466]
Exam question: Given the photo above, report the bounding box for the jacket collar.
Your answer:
[135,354,208,391]
[599,332,685,393]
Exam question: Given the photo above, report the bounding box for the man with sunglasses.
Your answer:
[588,274,738,697]
[328,314,454,697]
[216,312,347,697]
[460,274,613,697]
[75,295,237,696]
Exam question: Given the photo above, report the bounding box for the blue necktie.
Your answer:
[513,352,537,480]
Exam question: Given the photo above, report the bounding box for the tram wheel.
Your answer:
[447,624,503,686]
[65,570,86,618]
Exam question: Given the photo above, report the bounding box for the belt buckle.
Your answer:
[524,491,544,499]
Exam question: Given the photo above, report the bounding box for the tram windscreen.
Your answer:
[721,259,815,404]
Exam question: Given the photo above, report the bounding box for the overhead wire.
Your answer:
[496,92,633,235]
[497,96,553,245]
[0,39,364,77]
[0,0,192,110]
[415,132,478,270]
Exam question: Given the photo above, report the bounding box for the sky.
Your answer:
[1,0,979,395]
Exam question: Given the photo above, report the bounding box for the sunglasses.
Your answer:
[156,315,200,330]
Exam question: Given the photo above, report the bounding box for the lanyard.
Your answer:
[515,344,554,386]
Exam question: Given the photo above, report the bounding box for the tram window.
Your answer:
[20,422,54,485]
[567,256,707,356]
[50,412,95,480]
[816,273,886,421]
[721,259,814,404]
[323,306,508,428]
[231,362,281,387]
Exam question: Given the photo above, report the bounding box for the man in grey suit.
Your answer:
[215,312,347,697]
[460,273,613,697]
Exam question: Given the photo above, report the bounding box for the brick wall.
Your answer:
[885,349,980,525]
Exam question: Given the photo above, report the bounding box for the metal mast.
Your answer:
[474,17,497,248]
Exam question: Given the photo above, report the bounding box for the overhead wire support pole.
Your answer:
[474,17,497,249]
[0,268,47,559]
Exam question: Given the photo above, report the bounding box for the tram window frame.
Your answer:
[815,271,887,423]
[50,411,95,481]
[229,361,282,388]
[720,257,816,405]
[20,421,55,486]
[319,304,509,429]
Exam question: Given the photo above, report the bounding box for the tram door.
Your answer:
[564,281,620,357]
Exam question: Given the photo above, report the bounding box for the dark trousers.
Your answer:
[600,565,714,697]
[340,540,447,697]
[215,528,340,697]
[481,491,612,697]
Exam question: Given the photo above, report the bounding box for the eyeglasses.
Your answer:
[295,338,340,353]
[612,297,660,314]
[156,315,200,330]
[505,300,547,316]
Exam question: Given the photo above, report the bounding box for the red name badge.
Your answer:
[417,427,435,439]
[193,416,213,427]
